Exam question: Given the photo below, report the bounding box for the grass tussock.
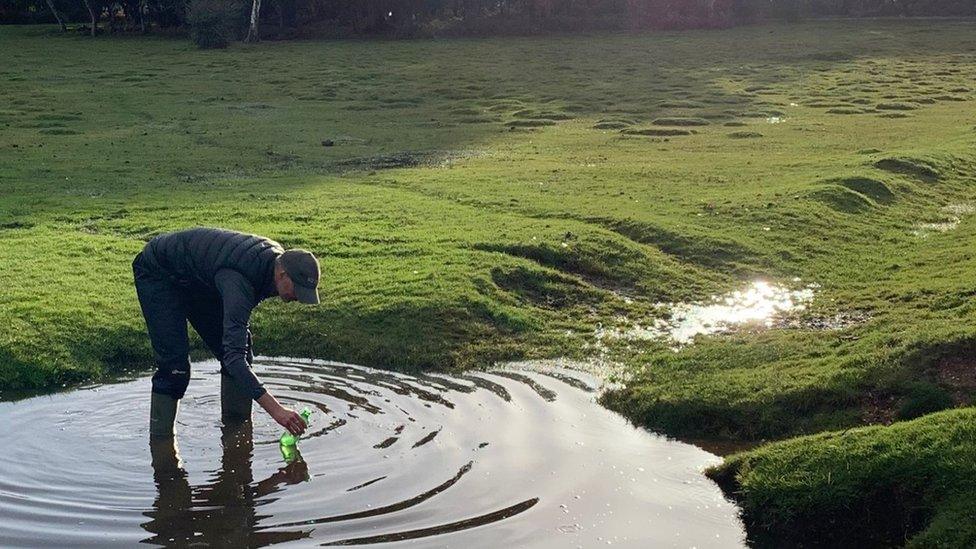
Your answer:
[651,117,711,126]
[623,127,693,136]
[707,408,976,547]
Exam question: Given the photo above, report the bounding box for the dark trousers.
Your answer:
[133,253,252,399]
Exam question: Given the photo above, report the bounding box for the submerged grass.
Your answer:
[2,19,976,544]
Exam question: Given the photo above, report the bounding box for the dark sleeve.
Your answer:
[214,269,267,400]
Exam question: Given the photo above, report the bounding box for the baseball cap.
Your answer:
[280,249,320,304]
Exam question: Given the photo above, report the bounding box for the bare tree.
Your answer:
[45,0,68,31]
[82,0,97,36]
[244,0,262,42]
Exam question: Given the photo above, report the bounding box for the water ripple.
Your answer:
[0,358,745,547]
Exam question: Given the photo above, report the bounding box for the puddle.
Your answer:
[914,219,960,234]
[913,203,974,236]
[765,116,784,124]
[498,357,625,390]
[0,358,745,547]
[942,203,975,216]
[597,280,818,346]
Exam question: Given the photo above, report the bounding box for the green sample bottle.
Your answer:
[279,407,312,447]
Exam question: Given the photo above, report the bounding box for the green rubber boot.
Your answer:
[149,392,179,439]
[149,436,183,474]
[221,373,252,423]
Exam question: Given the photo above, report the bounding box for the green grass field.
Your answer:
[2,19,976,545]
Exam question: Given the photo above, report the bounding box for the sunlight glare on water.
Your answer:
[912,203,975,237]
[597,280,817,346]
[669,280,815,344]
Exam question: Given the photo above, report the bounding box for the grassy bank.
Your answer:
[2,19,976,543]
[707,407,976,546]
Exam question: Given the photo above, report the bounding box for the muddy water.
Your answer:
[0,358,745,548]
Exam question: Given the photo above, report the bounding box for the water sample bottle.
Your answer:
[280,407,312,447]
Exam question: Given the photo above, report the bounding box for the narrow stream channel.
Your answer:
[0,358,745,547]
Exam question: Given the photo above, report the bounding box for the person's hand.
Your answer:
[256,392,308,436]
[273,407,307,436]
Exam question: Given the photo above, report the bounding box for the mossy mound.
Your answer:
[512,109,573,120]
[593,121,631,130]
[876,102,919,111]
[826,107,869,115]
[707,408,976,548]
[808,184,876,213]
[38,128,80,135]
[651,117,710,127]
[490,265,605,311]
[507,119,556,128]
[833,176,896,204]
[657,100,705,109]
[623,127,693,137]
[728,131,763,139]
[875,157,941,182]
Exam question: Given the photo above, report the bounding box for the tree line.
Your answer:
[3,0,976,45]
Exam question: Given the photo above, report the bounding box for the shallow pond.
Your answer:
[0,358,745,547]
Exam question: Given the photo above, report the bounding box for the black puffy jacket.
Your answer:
[137,227,283,399]
[140,227,282,296]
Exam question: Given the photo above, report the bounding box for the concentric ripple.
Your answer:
[0,358,745,547]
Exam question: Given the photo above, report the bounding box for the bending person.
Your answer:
[132,227,320,438]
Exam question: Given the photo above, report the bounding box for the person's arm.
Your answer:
[257,392,306,436]
[215,269,305,435]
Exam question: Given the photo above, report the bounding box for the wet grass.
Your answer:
[2,19,976,544]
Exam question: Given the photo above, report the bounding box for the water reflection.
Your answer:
[143,422,311,546]
[0,359,745,547]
